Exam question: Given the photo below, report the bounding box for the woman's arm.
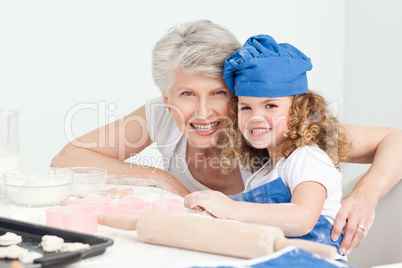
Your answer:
[185,181,327,237]
[332,125,402,255]
[51,105,190,197]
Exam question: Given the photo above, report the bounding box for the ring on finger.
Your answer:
[356,223,366,232]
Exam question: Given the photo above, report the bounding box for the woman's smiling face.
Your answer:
[163,69,233,148]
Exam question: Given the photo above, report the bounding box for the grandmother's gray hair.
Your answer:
[151,20,241,94]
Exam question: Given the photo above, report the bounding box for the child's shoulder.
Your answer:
[285,144,335,169]
[278,145,341,190]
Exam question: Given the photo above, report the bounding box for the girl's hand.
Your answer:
[184,190,236,219]
[331,191,376,256]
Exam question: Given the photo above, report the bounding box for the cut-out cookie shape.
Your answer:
[41,235,64,252]
[0,232,22,246]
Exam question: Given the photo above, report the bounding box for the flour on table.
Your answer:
[0,232,22,246]
[41,235,64,252]
[184,207,214,218]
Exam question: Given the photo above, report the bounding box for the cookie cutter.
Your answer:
[46,197,184,234]
[46,205,98,234]
[101,196,151,218]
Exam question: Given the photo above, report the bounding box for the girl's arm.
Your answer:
[51,105,190,197]
[185,181,326,237]
[332,125,402,255]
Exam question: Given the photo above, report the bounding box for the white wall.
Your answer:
[0,0,345,168]
[343,0,402,267]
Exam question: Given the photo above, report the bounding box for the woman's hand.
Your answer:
[150,170,191,197]
[334,126,402,255]
[106,169,191,198]
[331,190,377,256]
[185,190,236,219]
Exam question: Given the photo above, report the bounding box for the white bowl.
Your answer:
[67,167,107,196]
[3,167,73,207]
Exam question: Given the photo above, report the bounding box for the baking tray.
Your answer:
[0,216,113,267]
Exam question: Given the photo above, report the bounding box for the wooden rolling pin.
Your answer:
[98,210,337,259]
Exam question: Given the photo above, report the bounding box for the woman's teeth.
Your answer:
[251,129,269,134]
[191,122,219,131]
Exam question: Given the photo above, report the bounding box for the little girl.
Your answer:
[184,34,351,259]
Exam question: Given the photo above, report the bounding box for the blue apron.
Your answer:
[232,178,343,252]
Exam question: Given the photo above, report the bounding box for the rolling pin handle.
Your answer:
[97,214,138,230]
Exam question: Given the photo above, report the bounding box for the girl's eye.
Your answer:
[266,104,277,109]
[240,106,251,111]
[214,90,226,95]
[182,91,193,96]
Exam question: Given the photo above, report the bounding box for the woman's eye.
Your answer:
[182,91,193,96]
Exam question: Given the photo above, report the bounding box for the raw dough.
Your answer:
[41,235,64,252]
[60,242,90,252]
[0,233,43,263]
[98,187,133,199]
[18,251,43,264]
[0,245,43,263]
[0,245,27,259]
[0,232,22,246]
[41,235,90,253]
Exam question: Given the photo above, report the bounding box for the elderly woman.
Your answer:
[52,20,402,257]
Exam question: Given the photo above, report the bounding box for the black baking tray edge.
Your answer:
[0,216,114,267]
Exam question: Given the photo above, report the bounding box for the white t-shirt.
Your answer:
[145,97,251,193]
[242,145,342,224]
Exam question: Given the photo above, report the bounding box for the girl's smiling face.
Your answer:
[163,69,233,148]
[238,96,293,151]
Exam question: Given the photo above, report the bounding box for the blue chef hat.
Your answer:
[223,34,313,98]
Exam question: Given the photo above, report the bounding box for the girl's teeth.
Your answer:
[191,122,219,131]
[252,129,268,134]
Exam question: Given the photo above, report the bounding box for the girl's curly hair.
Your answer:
[219,90,351,174]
